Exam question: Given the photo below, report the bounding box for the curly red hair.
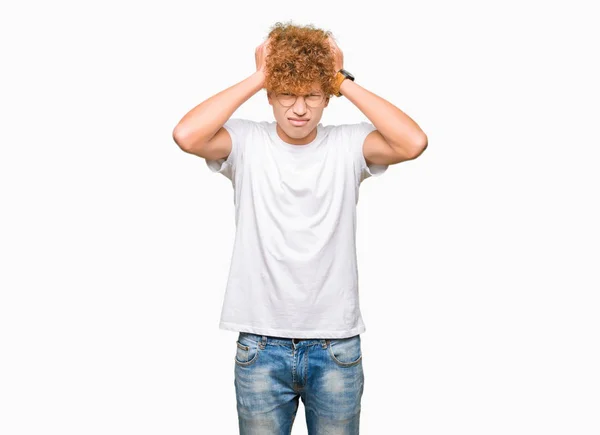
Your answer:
[264,21,337,100]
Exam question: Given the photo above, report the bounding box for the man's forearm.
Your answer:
[173,71,266,150]
[339,79,428,155]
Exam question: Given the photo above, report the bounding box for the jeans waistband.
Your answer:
[239,331,329,348]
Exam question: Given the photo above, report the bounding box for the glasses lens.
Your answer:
[277,93,324,107]
[277,93,296,106]
[306,94,324,107]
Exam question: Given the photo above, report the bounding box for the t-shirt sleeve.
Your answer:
[352,122,389,184]
[205,118,252,181]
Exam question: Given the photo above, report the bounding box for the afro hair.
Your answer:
[264,21,338,99]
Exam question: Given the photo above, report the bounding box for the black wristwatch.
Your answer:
[334,69,355,97]
[339,68,355,81]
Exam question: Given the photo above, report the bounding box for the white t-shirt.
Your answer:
[205,119,388,338]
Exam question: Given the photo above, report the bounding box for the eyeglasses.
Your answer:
[275,92,325,108]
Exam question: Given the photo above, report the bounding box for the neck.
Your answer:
[276,123,318,145]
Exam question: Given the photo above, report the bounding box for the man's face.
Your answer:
[267,82,330,145]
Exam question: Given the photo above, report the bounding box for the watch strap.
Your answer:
[333,69,354,97]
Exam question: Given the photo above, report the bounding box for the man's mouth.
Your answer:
[289,118,308,126]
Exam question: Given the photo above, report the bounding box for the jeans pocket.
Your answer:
[327,334,362,367]
[234,334,259,367]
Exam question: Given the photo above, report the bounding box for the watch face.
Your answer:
[340,68,355,81]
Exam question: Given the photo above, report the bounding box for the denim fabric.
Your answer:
[234,332,364,434]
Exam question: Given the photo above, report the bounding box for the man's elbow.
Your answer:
[408,136,428,159]
[172,126,196,152]
[172,126,184,147]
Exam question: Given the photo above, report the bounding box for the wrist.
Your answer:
[252,70,266,91]
[339,76,353,94]
[333,68,354,97]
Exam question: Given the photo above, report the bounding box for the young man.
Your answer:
[173,22,427,435]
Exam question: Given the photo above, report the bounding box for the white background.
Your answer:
[1,0,599,434]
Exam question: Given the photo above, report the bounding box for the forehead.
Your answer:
[290,88,322,95]
[308,82,322,92]
[282,82,323,94]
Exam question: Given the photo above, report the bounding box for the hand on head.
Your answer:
[255,38,272,76]
[326,35,344,72]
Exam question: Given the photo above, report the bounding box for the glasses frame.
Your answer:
[274,91,326,108]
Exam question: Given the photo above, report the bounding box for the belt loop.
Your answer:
[260,335,267,349]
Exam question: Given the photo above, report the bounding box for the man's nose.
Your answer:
[292,96,308,114]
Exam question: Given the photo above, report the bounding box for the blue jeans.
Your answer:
[234,332,364,434]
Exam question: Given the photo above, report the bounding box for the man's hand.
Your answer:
[327,35,344,72]
[255,38,272,78]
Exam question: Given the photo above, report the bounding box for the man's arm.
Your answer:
[172,70,265,158]
[172,38,271,159]
[340,78,428,165]
[326,36,427,165]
